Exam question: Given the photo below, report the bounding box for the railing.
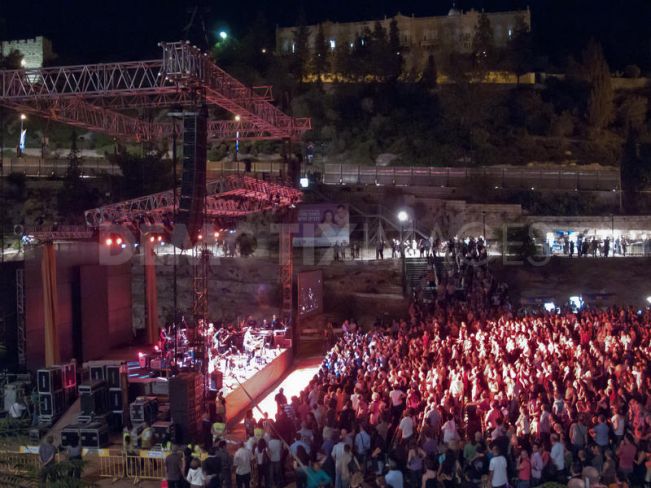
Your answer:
[321,164,621,192]
[0,158,118,178]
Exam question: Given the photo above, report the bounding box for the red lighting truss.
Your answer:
[0,41,310,141]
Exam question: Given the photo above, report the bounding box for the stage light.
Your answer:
[157,236,162,242]
[198,234,203,240]
[569,296,584,311]
[149,236,155,243]
[116,237,123,245]
[397,210,408,222]
[646,296,651,304]
[300,177,309,188]
[20,113,26,121]
[219,31,228,40]
[214,232,220,238]
[234,114,241,122]
[105,238,113,246]
[543,302,556,312]
[121,243,127,249]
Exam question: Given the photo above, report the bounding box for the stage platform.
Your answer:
[93,344,293,425]
[223,348,292,423]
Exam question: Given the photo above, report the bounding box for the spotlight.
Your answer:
[646,296,651,304]
[543,302,556,312]
[214,232,220,238]
[157,236,162,242]
[105,238,113,246]
[300,177,309,188]
[198,234,203,240]
[116,237,123,245]
[121,243,127,249]
[569,296,584,311]
[149,236,155,243]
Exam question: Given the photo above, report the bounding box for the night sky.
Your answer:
[2,0,651,69]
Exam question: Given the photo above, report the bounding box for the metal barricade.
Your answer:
[97,453,127,481]
[125,454,166,481]
[0,450,42,474]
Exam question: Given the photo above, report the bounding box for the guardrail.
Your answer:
[0,158,118,178]
[0,448,169,484]
[321,164,621,191]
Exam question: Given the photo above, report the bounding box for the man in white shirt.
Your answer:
[550,434,566,480]
[233,442,253,488]
[389,386,406,423]
[267,434,284,488]
[397,409,414,443]
[489,446,508,488]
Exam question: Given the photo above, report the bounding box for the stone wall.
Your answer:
[132,255,407,329]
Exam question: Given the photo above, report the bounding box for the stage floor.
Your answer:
[223,348,292,423]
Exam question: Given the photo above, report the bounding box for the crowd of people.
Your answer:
[164,300,651,488]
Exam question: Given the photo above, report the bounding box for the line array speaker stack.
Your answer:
[174,107,207,248]
[169,372,204,443]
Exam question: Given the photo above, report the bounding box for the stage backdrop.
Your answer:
[297,270,323,318]
[24,242,133,369]
[292,203,350,247]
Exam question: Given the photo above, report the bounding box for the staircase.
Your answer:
[405,257,436,302]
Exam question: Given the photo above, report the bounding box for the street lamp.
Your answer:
[234,114,241,162]
[398,210,409,295]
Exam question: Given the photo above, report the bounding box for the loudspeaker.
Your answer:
[80,388,107,416]
[61,424,81,448]
[108,388,124,411]
[176,108,207,247]
[37,368,63,394]
[39,390,64,417]
[90,365,105,382]
[80,422,109,448]
[105,365,121,388]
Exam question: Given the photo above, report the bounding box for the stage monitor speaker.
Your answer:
[105,365,121,388]
[175,108,207,248]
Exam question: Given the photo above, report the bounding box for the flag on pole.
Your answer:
[19,129,27,152]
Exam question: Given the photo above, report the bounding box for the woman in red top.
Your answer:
[517,449,532,488]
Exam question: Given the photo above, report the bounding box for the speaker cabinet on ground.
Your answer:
[37,368,63,394]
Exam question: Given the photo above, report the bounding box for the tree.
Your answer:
[57,131,97,223]
[290,10,310,82]
[420,54,438,88]
[0,48,22,69]
[387,19,403,80]
[508,15,532,84]
[370,21,389,80]
[620,129,646,213]
[333,42,353,81]
[311,24,329,82]
[471,12,495,74]
[582,40,614,131]
[108,148,173,200]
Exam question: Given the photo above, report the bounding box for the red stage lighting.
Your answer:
[149,236,155,243]
[198,234,203,240]
[105,238,113,246]
[157,236,162,242]
[116,237,123,245]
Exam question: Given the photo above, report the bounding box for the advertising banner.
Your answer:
[292,203,350,247]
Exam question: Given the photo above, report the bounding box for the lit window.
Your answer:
[329,39,336,50]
